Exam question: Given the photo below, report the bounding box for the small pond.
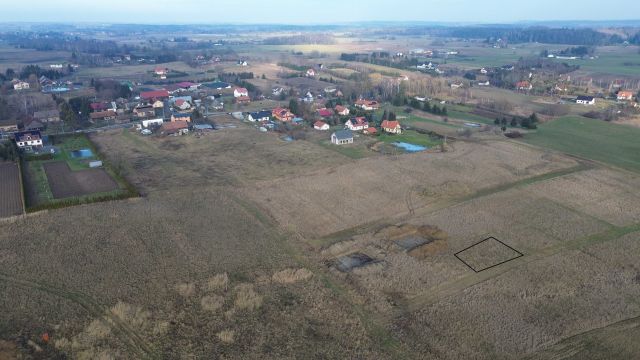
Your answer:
[70,148,94,158]
[392,142,427,153]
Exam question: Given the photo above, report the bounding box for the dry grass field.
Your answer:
[243,140,578,238]
[2,115,640,358]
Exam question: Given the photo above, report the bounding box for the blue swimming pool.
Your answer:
[392,142,427,153]
[70,148,94,158]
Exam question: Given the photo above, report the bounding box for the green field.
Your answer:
[377,129,443,148]
[553,54,640,77]
[522,116,640,173]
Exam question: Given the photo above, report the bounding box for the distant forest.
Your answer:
[380,26,639,46]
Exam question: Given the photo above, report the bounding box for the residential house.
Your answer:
[331,130,354,145]
[235,96,251,104]
[617,91,634,101]
[140,90,170,102]
[516,81,532,91]
[314,121,330,131]
[478,81,490,87]
[272,87,284,97]
[12,80,30,91]
[133,105,157,119]
[160,121,189,136]
[152,100,165,109]
[306,68,316,77]
[14,130,43,151]
[345,117,369,131]
[381,120,402,134]
[248,110,271,122]
[417,63,435,70]
[576,95,595,105]
[90,102,110,112]
[234,87,249,98]
[317,108,333,118]
[354,99,379,111]
[480,67,488,74]
[237,60,248,66]
[450,82,463,89]
[171,113,192,122]
[90,110,117,122]
[154,67,169,79]
[335,105,350,116]
[174,99,192,111]
[24,118,45,131]
[272,108,295,122]
[33,109,60,123]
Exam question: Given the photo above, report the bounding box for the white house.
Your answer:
[13,80,30,91]
[314,121,330,131]
[478,81,490,86]
[345,117,369,131]
[15,131,43,151]
[576,95,595,105]
[306,69,316,77]
[142,118,164,128]
[331,130,354,145]
[234,87,249,98]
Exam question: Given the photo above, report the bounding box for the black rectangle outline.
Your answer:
[454,237,524,273]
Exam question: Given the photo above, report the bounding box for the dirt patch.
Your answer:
[0,340,19,360]
[272,268,313,284]
[43,161,119,199]
[0,162,23,218]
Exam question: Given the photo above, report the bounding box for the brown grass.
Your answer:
[272,268,313,284]
[217,329,235,344]
[204,273,229,292]
[175,283,196,298]
[233,284,263,311]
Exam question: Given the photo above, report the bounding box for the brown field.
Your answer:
[0,162,23,218]
[43,161,120,199]
[2,111,640,359]
[243,140,578,238]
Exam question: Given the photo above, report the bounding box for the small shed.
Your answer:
[89,161,103,168]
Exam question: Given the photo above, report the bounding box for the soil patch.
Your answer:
[43,161,119,199]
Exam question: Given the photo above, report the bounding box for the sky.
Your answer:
[1,0,639,24]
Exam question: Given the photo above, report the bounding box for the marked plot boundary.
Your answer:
[454,237,524,273]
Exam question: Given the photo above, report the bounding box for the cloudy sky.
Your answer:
[2,0,638,24]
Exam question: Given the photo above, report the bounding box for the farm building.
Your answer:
[381,120,402,134]
[134,105,157,119]
[314,121,330,131]
[14,130,43,151]
[160,121,189,136]
[141,118,164,128]
[364,127,378,135]
[516,81,532,91]
[33,109,60,123]
[345,117,369,131]
[90,110,117,122]
[576,95,595,105]
[0,120,18,133]
[235,96,251,104]
[331,130,354,145]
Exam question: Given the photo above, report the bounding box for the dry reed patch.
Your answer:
[272,268,313,284]
[84,319,112,340]
[204,273,229,292]
[233,283,263,311]
[175,283,196,298]
[200,295,225,312]
[408,239,448,259]
[217,329,235,344]
[110,301,151,330]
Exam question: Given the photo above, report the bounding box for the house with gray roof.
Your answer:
[331,130,353,145]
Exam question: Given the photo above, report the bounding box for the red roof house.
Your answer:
[141,90,170,101]
[317,108,333,117]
